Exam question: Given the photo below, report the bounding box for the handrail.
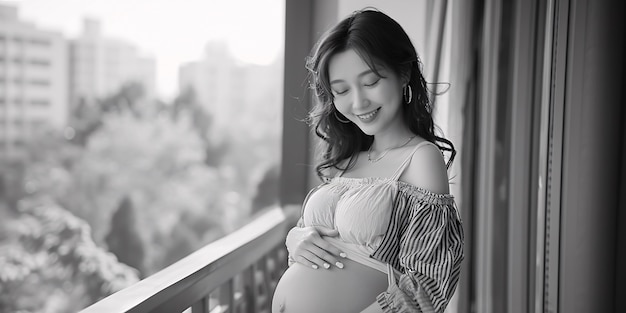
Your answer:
[80,207,294,313]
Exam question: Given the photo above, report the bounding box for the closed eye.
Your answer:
[333,89,348,95]
[364,78,380,87]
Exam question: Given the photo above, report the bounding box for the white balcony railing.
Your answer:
[79,207,295,313]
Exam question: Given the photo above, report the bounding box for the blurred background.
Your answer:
[0,0,284,311]
[1,0,625,313]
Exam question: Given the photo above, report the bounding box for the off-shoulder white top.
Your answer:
[297,141,464,313]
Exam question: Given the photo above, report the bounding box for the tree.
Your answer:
[100,82,145,116]
[69,82,146,147]
[0,199,139,312]
[105,196,146,277]
[0,159,27,209]
[172,86,228,167]
[69,97,104,147]
[251,164,280,214]
[160,226,197,269]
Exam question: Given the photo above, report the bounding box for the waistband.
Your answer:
[325,237,400,284]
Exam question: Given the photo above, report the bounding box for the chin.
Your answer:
[356,124,381,136]
[356,126,376,136]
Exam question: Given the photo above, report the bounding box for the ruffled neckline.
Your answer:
[328,176,455,206]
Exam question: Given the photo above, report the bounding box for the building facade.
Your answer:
[0,2,157,159]
[178,41,282,133]
[0,3,68,159]
[69,18,156,107]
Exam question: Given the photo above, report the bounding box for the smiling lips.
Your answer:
[356,108,381,122]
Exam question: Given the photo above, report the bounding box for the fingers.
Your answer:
[285,226,347,269]
[297,248,344,270]
[314,239,346,260]
[308,244,345,269]
[313,225,339,237]
[294,253,321,269]
[308,227,346,260]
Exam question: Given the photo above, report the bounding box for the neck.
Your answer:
[371,128,415,152]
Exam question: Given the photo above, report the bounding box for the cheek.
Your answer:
[334,100,352,116]
[372,85,402,105]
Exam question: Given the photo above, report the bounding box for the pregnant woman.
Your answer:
[272,8,464,313]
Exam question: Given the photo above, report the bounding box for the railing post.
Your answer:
[255,257,270,313]
[191,296,209,313]
[241,266,256,313]
[218,279,234,313]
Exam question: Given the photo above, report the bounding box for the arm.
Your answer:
[375,144,464,312]
[375,201,464,312]
[285,222,346,269]
[285,179,347,269]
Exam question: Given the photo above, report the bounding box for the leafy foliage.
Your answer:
[0,200,139,313]
[251,164,280,214]
[105,196,146,277]
[0,69,281,311]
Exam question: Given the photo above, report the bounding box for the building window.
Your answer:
[29,79,50,87]
[31,119,47,127]
[30,99,50,107]
[29,38,51,47]
[29,58,50,67]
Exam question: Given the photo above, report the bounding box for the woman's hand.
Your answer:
[285,226,346,269]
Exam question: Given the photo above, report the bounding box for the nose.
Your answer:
[352,87,370,110]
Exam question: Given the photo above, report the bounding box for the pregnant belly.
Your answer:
[271,257,388,313]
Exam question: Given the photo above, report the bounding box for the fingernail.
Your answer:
[340,252,347,258]
[335,262,344,269]
[323,263,330,269]
[312,264,318,269]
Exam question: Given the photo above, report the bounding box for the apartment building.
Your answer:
[69,18,156,107]
[0,2,157,159]
[178,41,282,133]
[0,3,68,159]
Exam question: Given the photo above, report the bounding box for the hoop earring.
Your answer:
[334,111,351,123]
[404,85,413,104]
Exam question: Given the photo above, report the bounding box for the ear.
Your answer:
[400,68,411,86]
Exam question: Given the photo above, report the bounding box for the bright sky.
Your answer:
[9,0,285,99]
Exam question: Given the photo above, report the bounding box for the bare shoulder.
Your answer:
[400,141,450,194]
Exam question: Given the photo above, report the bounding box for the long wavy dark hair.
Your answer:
[305,8,456,180]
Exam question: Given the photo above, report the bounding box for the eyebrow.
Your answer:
[330,69,378,85]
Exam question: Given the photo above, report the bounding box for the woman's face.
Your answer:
[328,49,406,137]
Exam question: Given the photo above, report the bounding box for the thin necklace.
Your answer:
[368,135,416,163]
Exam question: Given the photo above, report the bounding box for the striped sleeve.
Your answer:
[376,193,464,313]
